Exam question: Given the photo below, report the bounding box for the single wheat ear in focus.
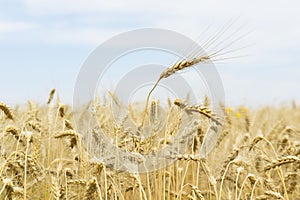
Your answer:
[140,20,248,128]
[140,55,211,126]
[0,102,14,120]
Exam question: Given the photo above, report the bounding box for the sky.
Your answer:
[0,0,300,107]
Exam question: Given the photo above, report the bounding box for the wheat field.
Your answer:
[0,90,299,200]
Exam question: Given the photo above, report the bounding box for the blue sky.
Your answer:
[0,0,300,106]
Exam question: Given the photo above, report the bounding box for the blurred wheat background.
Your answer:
[0,90,299,199]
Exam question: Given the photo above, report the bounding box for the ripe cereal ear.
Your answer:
[0,102,14,120]
[47,88,56,104]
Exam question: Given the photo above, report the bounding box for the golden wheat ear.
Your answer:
[159,56,210,80]
[0,102,14,120]
[141,55,211,126]
[47,88,56,104]
[174,99,222,126]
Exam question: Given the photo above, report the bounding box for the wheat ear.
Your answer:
[47,88,56,104]
[5,126,20,140]
[0,102,14,120]
[264,156,300,171]
[141,55,211,126]
[174,99,222,125]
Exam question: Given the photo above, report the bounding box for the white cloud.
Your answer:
[23,0,300,20]
[23,0,150,14]
[0,21,36,33]
[21,0,300,50]
[42,28,125,45]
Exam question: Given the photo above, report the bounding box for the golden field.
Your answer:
[0,92,299,200]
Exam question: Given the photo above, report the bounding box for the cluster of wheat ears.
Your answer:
[0,80,300,200]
